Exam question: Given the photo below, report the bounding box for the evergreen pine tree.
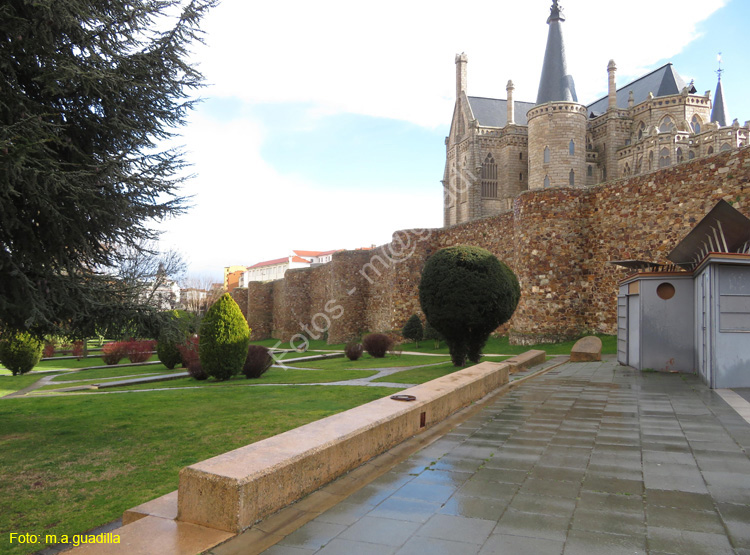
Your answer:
[401,314,424,348]
[0,0,217,337]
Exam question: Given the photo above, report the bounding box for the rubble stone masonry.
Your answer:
[240,148,750,345]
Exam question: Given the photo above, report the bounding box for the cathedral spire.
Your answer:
[711,53,729,127]
[536,0,577,105]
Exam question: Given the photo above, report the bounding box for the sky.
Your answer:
[155,0,750,282]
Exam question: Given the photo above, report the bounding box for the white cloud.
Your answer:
[194,0,728,127]
[162,0,730,279]
[157,112,442,278]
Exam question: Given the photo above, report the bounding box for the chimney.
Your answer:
[455,52,468,100]
[607,60,617,111]
[506,80,515,125]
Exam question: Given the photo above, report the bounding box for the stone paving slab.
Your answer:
[210,358,750,554]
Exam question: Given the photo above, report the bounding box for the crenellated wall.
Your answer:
[240,147,750,345]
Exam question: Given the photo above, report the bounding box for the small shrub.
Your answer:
[362,333,393,358]
[0,331,43,375]
[177,336,200,368]
[71,340,84,360]
[157,309,196,369]
[187,360,208,380]
[423,321,444,349]
[402,315,424,347]
[43,342,56,358]
[126,339,155,363]
[157,339,182,370]
[344,340,364,361]
[243,345,273,379]
[199,294,251,381]
[101,342,128,365]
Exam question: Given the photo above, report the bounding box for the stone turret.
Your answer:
[528,0,586,190]
[455,52,468,100]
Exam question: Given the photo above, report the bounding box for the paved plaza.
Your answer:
[213,358,750,555]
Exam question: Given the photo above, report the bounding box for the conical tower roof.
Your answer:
[536,1,578,105]
[711,74,729,127]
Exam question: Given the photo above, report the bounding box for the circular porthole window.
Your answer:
[656,282,676,300]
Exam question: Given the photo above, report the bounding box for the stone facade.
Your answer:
[239,147,750,346]
[442,2,750,227]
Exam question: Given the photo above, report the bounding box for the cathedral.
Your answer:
[443,0,749,227]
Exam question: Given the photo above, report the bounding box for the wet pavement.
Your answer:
[214,358,750,555]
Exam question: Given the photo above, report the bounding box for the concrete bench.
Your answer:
[505,349,546,373]
[570,336,602,362]
[176,360,510,533]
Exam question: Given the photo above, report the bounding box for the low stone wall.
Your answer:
[176,360,510,533]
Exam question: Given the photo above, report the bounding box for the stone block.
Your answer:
[570,336,602,362]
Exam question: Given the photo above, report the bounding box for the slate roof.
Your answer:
[711,78,729,127]
[467,96,537,127]
[587,63,692,117]
[536,2,577,104]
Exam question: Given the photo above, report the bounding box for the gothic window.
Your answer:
[624,163,631,176]
[602,166,607,180]
[691,115,702,134]
[720,143,731,152]
[569,140,575,156]
[569,169,575,187]
[637,121,645,140]
[659,147,671,168]
[544,146,550,164]
[636,157,642,174]
[648,151,654,170]
[519,173,523,181]
[587,165,593,177]
[544,175,550,188]
[480,153,498,198]
[708,146,714,155]
[689,150,696,160]
[659,116,675,133]
[519,152,523,160]
[676,147,684,163]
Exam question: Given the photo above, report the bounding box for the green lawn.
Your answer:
[251,338,347,351]
[0,385,399,555]
[395,334,617,356]
[50,363,178,383]
[0,374,47,397]
[284,354,450,371]
[97,367,381,392]
[373,360,485,384]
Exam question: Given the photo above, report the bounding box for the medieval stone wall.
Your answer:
[240,147,750,346]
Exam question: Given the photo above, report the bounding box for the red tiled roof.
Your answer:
[248,257,288,269]
[248,255,313,269]
[293,250,324,257]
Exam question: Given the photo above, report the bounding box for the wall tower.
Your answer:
[528,1,587,190]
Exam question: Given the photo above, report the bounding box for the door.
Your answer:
[627,294,640,368]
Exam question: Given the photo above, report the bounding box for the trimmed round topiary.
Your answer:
[401,314,424,347]
[0,331,44,375]
[419,246,520,366]
[199,294,251,381]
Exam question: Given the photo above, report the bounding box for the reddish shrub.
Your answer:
[43,343,56,358]
[126,339,156,363]
[243,345,273,379]
[187,360,208,380]
[101,342,128,365]
[177,336,200,367]
[71,340,84,360]
[362,333,393,358]
[344,340,364,361]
